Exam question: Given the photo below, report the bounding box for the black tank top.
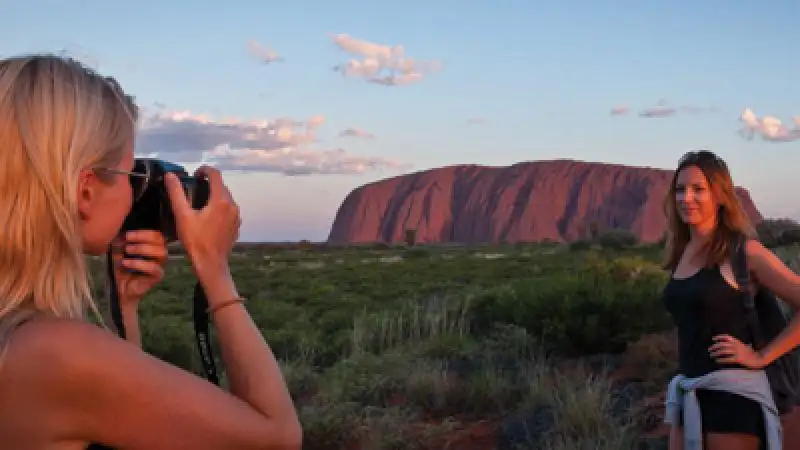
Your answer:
[662,265,753,378]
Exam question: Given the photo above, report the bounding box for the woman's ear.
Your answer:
[76,169,96,220]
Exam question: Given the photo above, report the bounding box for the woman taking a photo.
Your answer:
[0,54,301,449]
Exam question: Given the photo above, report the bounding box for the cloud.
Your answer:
[638,105,677,118]
[330,33,442,86]
[739,108,800,142]
[339,128,376,139]
[609,105,629,116]
[610,100,717,118]
[247,40,284,64]
[134,110,411,175]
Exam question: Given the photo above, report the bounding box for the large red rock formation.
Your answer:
[327,159,763,244]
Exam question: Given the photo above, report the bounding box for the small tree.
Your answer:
[598,229,638,249]
[781,228,800,246]
[588,221,600,241]
[757,218,800,248]
[404,228,417,247]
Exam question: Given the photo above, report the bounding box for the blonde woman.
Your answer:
[0,54,301,449]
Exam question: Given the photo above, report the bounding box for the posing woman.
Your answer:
[662,149,800,450]
[0,54,301,449]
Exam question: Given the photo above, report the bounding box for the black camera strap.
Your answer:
[105,249,220,386]
[192,282,220,385]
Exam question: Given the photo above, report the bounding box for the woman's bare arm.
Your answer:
[9,305,301,449]
[745,239,800,366]
[746,239,800,309]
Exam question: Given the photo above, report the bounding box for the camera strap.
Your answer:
[192,282,220,385]
[105,249,220,386]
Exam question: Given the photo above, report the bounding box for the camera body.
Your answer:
[119,158,210,242]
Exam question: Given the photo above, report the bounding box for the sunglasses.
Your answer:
[93,167,150,202]
[678,150,728,169]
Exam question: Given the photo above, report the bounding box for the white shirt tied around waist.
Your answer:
[664,368,782,450]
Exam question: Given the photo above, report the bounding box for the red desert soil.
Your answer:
[431,420,497,450]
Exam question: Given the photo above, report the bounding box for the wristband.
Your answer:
[207,297,245,314]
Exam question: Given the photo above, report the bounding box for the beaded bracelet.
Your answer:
[207,297,246,314]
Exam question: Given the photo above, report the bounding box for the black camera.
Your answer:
[119,158,210,243]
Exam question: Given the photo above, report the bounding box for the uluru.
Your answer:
[327,159,763,245]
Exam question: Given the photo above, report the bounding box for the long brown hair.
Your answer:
[663,150,756,271]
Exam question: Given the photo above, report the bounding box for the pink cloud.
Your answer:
[739,108,800,142]
[330,33,442,86]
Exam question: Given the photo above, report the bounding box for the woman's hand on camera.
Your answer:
[165,166,241,282]
[111,230,168,307]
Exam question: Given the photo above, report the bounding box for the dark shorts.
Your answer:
[678,388,766,438]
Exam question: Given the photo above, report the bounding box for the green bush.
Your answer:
[569,239,592,251]
[597,229,639,249]
[470,257,671,356]
[757,218,800,247]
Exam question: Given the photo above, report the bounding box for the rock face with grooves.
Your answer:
[327,159,763,244]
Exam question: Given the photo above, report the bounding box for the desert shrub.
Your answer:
[781,228,800,246]
[620,331,679,391]
[502,363,639,450]
[281,357,321,401]
[404,247,430,259]
[757,218,800,247]
[139,315,200,372]
[569,239,592,251]
[543,368,638,448]
[299,400,362,450]
[400,358,529,418]
[355,406,448,450]
[597,229,639,249]
[350,295,472,356]
[318,352,411,406]
[470,257,671,356]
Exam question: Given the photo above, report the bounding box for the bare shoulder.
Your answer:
[741,237,800,306]
[0,317,126,445]
[2,316,116,388]
[2,316,292,449]
[743,238,784,273]
[744,238,768,258]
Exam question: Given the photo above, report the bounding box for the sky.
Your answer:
[3,0,800,241]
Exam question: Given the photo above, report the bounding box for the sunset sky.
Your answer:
[4,0,800,241]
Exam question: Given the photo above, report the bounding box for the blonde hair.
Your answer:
[0,54,138,357]
[663,150,756,271]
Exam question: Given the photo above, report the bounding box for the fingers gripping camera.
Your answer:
[120,158,210,242]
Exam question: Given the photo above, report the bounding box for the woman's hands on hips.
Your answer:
[709,334,766,369]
